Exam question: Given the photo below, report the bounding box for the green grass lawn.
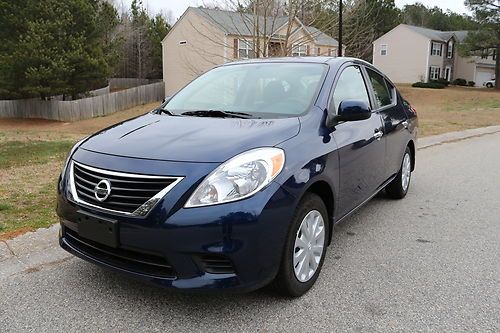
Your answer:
[0,140,74,238]
[0,140,74,169]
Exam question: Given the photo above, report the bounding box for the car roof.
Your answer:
[223,56,369,67]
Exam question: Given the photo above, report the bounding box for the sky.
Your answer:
[118,0,471,21]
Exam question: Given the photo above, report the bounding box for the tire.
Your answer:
[486,83,493,88]
[386,146,412,199]
[275,193,329,297]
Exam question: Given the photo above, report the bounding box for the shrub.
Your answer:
[468,81,475,87]
[435,78,450,86]
[412,82,446,89]
[452,78,467,86]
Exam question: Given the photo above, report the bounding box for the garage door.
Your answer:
[475,70,494,86]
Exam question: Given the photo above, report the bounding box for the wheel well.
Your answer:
[407,140,416,171]
[306,181,334,244]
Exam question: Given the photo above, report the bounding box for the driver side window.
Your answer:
[332,66,370,113]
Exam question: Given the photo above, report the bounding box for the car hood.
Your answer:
[80,113,300,163]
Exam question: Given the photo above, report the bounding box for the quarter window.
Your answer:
[366,68,392,109]
[238,39,255,59]
[431,42,442,56]
[332,66,370,113]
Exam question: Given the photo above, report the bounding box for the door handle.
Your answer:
[402,120,409,129]
[373,130,383,140]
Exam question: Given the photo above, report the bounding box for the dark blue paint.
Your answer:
[57,57,418,292]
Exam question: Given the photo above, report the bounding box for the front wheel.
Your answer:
[486,83,493,88]
[274,193,329,297]
[386,146,412,199]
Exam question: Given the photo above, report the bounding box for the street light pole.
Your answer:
[338,0,343,57]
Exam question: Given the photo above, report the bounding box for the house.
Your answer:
[162,7,341,95]
[372,24,496,86]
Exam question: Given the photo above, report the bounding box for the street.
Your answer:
[1,132,499,332]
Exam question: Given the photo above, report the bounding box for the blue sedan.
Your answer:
[57,57,418,296]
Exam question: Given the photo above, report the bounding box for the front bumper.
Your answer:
[57,179,296,293]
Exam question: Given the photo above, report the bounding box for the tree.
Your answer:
[0,0,119,99]
[401,3,477,31]
[116,0,170,79]
[148,14,171,79]
[341,0,400,60]
[96,1,122,76]
[461,0,499,89]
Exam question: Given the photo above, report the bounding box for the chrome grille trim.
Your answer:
[69,161,183,216]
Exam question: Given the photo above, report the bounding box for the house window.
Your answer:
[447,41,453,58]
[238,39,255,59]
[292,44,307,57]
[431,42,442,56]
[380,44,387,56]
[430,66,440,80]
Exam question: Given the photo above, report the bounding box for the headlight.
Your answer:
[185,148,285,208]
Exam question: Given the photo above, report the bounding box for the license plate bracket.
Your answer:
[77,210,118,248]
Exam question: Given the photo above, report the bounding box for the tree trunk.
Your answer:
[496,45,500,90]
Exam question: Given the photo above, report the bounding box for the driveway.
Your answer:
[0,132,499,332]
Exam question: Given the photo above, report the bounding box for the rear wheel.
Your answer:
[386,146,412,199]
[275,193,329,297]
[486,83,493,88]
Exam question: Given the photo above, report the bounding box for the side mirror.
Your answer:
[327,99,371,127]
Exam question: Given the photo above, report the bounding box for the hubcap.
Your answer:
[402,153,411,191]
[293,210,325,283]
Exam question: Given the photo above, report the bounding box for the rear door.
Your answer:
[330,65,385,218]
[364,67,409,180]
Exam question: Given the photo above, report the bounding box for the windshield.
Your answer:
[163,63,328,119]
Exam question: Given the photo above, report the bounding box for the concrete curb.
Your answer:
[417,125,500,150]
[0,224,72,280]
[2,125,500,280]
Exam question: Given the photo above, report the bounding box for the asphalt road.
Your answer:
[1,133,499,332]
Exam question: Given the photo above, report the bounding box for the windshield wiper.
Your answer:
[181,110,254,119]
[154,108,177,116]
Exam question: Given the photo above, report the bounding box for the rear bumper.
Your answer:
[57,181,296,293]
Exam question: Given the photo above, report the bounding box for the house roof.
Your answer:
[401,24,469,42]
[305,26,339,46]
[190,7,338,46]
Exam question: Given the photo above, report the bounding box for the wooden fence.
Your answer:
[109,78,161,90]
[0,82,165,122]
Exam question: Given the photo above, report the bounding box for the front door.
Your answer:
[268,42,284,57]
[330,65,386,218]
[445,66,451,81]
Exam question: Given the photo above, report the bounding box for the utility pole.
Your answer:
[338,0,343,57]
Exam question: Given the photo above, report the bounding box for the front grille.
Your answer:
[64,229,176,278]
[198,254,235,274]
[71,161,181,215]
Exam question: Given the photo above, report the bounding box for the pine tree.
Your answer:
[461,0,500,89]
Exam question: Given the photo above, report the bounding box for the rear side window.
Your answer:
[366,68,393,109]
[332,66,370,113]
